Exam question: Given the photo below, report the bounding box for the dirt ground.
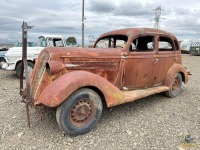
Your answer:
[0,54,199,150]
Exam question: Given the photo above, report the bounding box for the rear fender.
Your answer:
[35,71,124,107]
[163,64,189,87]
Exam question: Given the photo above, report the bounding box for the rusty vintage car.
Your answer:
[22,28,189,136]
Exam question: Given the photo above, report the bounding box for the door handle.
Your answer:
[154,58,158,64]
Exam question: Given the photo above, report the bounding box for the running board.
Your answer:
[121,86,169,104]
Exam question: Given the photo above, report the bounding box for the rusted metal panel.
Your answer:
[63,58,121,85]
[122,86,169,104]
[34,71,124,107]
[123,53,156,89]
[153,53,180,85]
[163,64,189,86]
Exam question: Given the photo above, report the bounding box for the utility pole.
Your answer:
[153,5,164,29]
[20,21,33,128]
[82,0,84,48]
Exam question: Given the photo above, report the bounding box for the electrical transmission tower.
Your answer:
[153,5,164,29]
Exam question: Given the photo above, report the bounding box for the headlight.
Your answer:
[46,61,65,75]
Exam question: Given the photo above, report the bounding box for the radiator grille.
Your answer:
[31,52,50,99]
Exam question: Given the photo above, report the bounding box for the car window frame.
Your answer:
[129,34,156,55]
[156,35,176,53]
[93,35,128,49]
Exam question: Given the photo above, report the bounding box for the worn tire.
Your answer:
[56,88,103,136]
[16,61,34,78]
[165,73,182,98]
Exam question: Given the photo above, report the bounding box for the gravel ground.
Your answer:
[0,54,199,150]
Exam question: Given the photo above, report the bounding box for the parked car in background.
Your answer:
[179,39,192,54]
[189,41,200,56]
[2,35,66,77]
[0,46,8,69]
[23,28,189,136]
[0,51,7,69]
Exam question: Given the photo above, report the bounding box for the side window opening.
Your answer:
[158,37,173,51]
[131,36,154,52]
[95,38,110,48]
[48,38,64,47]
[54,39,64,47]
[94,35,128,48]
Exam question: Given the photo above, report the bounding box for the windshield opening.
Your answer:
[13,41,21,47]
[38,37,47,47]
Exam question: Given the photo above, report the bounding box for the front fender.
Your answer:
[35,71,124,107]
[163,64,189,87]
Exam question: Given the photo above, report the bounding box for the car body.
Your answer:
[24,28,189,136]
[2,35,66,77]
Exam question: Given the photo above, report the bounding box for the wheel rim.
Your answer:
[70,99,95,127]
[172,76,180,91]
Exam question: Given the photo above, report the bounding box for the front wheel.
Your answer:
[165,73,182,98]
[56,88,103,136]
[16,61,34,78]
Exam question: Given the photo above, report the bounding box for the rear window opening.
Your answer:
[158,37,173,51]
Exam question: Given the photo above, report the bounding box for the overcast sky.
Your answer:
[0,0,200,44]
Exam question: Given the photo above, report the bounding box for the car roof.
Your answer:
[39,35,64,39]
[98,28,176,39]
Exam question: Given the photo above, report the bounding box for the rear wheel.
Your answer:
[16,61,34,78]
[165,73,182,98]
[56,88,103,136]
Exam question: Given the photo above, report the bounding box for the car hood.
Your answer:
[43,47,123,58]
[5,47,45,56]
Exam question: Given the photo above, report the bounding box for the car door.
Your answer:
[152,35,180,85]
[123,35,157,89]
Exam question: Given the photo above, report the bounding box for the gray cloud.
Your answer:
[0,0,200,44]
[87,0,154,17]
